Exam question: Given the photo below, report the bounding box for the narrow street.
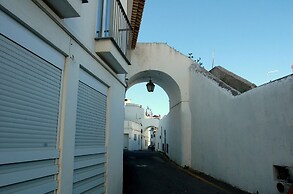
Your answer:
[123,151,248,194]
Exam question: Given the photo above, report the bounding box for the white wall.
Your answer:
[0,1,126,193]
[129,43,192,107]
[189,65,293,194]
[129,42,293,193]
[125,103,145,122]
[155,123,163,151]
[141,117,159,130]
[63,1,99,51]
[157,103,191,165]
[124,121,141,151]
[158,106,178,159]
[129,43,194,166]
[106,83,125,194]
[124,103,159,150]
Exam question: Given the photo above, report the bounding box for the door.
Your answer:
[124,134,129,150]
[0,34,62,193]
[73,69,108,194]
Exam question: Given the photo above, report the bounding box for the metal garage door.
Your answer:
[73,71,107,194]
[0,34,62,193]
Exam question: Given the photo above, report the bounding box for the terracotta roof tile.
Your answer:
[130,0,145,49]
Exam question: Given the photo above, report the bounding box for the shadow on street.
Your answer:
[123,150,249,194]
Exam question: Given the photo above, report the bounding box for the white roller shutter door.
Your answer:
[0,34,62,193]
[73,70,107,194]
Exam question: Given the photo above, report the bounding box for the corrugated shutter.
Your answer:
[0,34,61,193]
[73,81,107,194]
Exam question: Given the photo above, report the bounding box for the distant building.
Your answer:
[124,100,159,151]
[209,66,256,93]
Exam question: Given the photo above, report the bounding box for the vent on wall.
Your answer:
[273,165,293,193]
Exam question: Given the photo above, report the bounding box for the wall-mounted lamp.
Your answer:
[146,78,155,92]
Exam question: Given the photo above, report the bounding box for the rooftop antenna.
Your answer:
[267,70,279,82]
[211,49,215,69]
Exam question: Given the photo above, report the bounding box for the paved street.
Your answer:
[123,151,248,194]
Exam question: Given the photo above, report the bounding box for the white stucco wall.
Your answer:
[124,103,159,150]
[124,121,142,151]
[63,1,99,51]
[140,129,151,150]
[0,1,126,193]
[129,42,293,193]
[129,43,192,107]
[189,65,293,194]
[129,43,194,166]
[125,103,145,123]
[141,117,159,130]
[155,123,163,151]
[158,105,182,162]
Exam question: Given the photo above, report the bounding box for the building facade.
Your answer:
[2,1,292,193]
[0,0,144,193]
[124,101,159,151]
[129,43,293,194]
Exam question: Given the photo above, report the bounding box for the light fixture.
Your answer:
[146,78,155,92]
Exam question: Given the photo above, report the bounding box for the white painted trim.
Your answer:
[79,68,108,96]
[0,10,64,70]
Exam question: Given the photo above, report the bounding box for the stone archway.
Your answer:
[127,70,180,109]
[127,43,196,166]
[127,43,193,109]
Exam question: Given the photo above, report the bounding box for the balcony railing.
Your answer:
[96,0,132,57]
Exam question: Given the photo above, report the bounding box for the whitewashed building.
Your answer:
[0,0,145,193]
[124,100,159,151]
[1,0,292,193]
[129,43,293,194]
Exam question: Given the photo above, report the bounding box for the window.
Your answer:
[96,0,111,38]
[134,134,137,141]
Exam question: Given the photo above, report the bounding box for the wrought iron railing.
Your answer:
[96,0,132,56]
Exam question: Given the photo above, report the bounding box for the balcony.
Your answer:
[43,0,83,18]
[95,0,132,74]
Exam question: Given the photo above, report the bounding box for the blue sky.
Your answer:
[126,0,293,116]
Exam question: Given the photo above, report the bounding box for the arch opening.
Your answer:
[127,70,182,111]
[126,83,169,117]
